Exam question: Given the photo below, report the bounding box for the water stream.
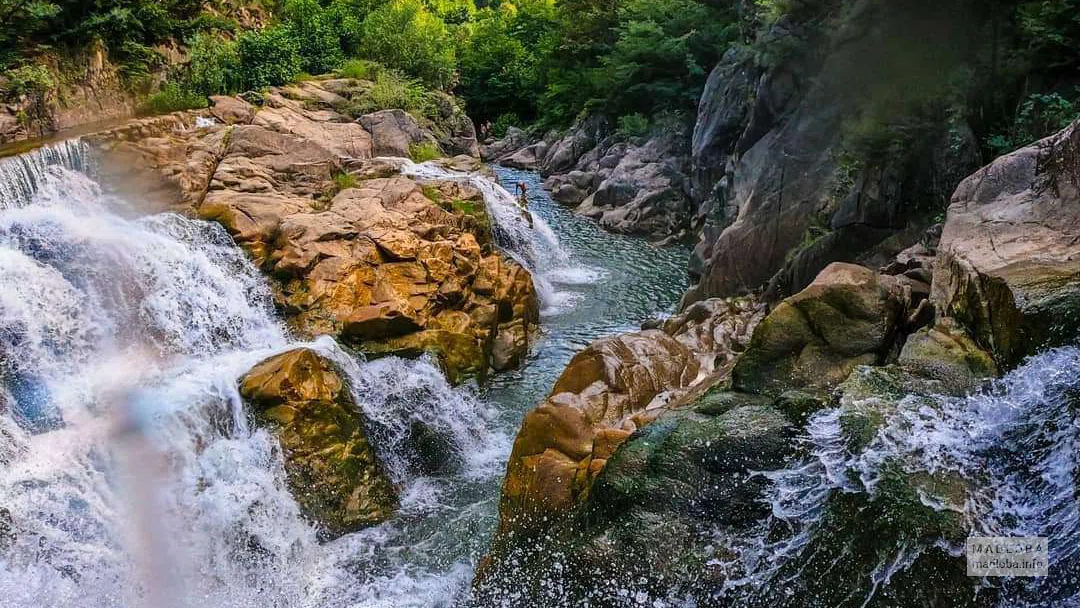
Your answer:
[0,147,690,607]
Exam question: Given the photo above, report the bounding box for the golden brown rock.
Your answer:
[86,81,538,382]
[239,348,398,539]
[496,297,764,538]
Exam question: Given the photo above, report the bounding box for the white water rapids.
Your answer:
[0,143,568,607]
[5,141,1078,608]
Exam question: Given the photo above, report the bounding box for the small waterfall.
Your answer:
[0,139,92,209]
[0,160,507,606]
[399,160,571,307]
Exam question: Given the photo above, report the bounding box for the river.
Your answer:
[0,145,689,607]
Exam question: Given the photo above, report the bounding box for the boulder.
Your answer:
[209,95,255,125]
[239,348,397,539]
[494,297,764,542]
[932,120,1080,367]
[579,135,692,238]
[898,318,997,394]
[358,109,435,158]
[480,126,529,161]
[500,141,548,170]
[732,263,907,396]
[476,398,794,603]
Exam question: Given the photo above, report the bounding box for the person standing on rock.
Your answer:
[515,181,528,209]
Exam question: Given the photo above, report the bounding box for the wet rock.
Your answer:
[493,297,764,543]
[477,401,794,603]
[239,348,398,539]
[732,263,908,397]
[932,119,1080,367]
[899,317,997,394]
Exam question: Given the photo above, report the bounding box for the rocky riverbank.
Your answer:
[476,112,1080,605]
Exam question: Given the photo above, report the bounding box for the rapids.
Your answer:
[0,145,688,607]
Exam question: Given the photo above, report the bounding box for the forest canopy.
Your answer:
[1,0,1080,147]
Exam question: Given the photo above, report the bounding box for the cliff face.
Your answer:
[686,0,985,302]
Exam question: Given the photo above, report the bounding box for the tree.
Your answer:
[283,0,344,75]
[360,0,457,88]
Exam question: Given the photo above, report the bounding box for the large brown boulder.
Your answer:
[732,262,908,396]
[932,120,1080,366]
[239,348,397,539]
[495,297,763,540]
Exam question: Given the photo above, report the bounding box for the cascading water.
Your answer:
[399,160,574,312]
[719,348,1080,607]
[0,150,510,607]
[0,139,92,209]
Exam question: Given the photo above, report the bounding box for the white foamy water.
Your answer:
[0,151,510,608]
[719,348,1080,607]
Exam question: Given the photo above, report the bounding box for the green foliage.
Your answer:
[236,26,302,90]
[616,112,650,137]
[344,69,434,118]
[336,59,381,81]
[3,64,55,99]
[425,0,475,25]
[987,90,1080,155]
[186,33,241,96]
[409,140,442,161]
[141,81,207,114]
[458,5,546,123]
[491,112,519,138]
[359,0,457,89]
[283,0,344,75]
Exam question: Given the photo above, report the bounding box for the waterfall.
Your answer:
[399,160,572,309]
[723,347,1080,607]
[0,139,92,209]
[0,155,506,607]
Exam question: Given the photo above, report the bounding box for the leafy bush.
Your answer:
[186,33,240,96]
[141,81,207,114]
[283,0,344,75]
[491,112,519,138]
[337,59,381,80]
[409,141,442,161]
[345,69,433,118]
[617,112,649,137]
[3,64,55,100]
[359,0,457,89]
[236,26,302,90]
[987,90,1080,155]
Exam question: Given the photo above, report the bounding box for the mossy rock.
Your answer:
[239,349,398,540]
[899,319,997,394]
[732,263,904,397]
[759,457,992,607]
